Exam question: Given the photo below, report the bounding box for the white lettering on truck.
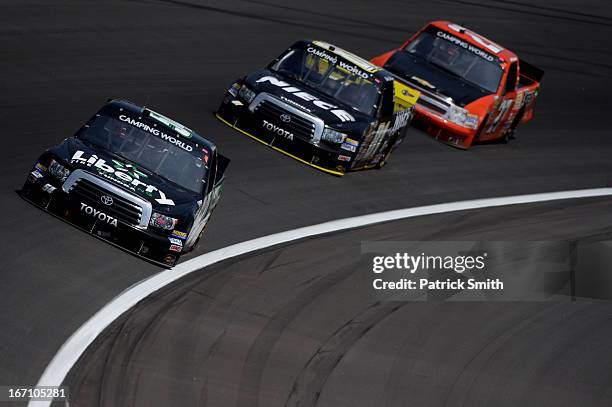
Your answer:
[71,151,175,206]
[255,76,356,122]
[118,115,193,152]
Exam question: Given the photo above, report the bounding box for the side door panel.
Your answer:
[481,62,518,140]
[484,98,514,137]
[185,153,218,249]
[352,81,419,168]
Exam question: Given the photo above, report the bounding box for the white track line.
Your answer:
[30,187,612,406]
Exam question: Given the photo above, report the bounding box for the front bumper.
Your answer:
[216,94,350,176]
[19,171,182,268]
[413,105,479,149]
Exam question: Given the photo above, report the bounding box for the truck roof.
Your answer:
[427,20,518,65]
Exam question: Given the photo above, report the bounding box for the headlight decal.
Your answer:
[238,84,256,103]
[149,212,178,230]
[322,127,347,144]
[445,105,479,130]
[341,142,357,153]
[48,159,70,182]
[465,114,479,129]
[228,82,241,97]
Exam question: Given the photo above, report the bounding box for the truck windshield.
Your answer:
[271,47,381,116]
[405,30,503,93]
[78,114,207,193]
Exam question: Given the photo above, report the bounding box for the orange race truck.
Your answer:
[371,21,544,148]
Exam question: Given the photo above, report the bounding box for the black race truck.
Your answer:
[20,99,229,267]
[217,40,420,175]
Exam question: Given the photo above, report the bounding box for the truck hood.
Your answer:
[55,138,199,210]
[384,51,490,107]
[244,69,370,129]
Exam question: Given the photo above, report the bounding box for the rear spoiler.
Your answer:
[519,60,544,82]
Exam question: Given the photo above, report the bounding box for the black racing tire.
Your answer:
[501,130,513,144]
[501,106,525,144]
[474,113,490,143]
[187,212,214,253]
[375,154,389,169]
[190,229,204,252]
[375,134,400,169]
[375,150,391,169]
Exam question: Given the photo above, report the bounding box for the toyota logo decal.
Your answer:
[100,195,114,206]
[280,114,291,123]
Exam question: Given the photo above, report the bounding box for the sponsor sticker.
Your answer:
[337,60,369,79]
[228,83,240,97]
[42,184,56,194]
[171,230,187,240]
[169,244,182,252]
[338,155,351,162]
[435,30,496,62]
[411,76,436,89]
[71,151,175,206]
[118,114,193,151]
[255,76,355,122]
[341,143,357,153]
[345,138,359,146]
[306,47,338,64]
[168,237,183,245]
[280,96,311,112]
[35,163,47,172]
[513,92,525,111]
[466,114,479,128]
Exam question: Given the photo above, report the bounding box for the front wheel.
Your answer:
[375,132,403,169]
[375,151,391,169]
[501,129,514,144]
[501,107,525,144]
[189,228,205,252]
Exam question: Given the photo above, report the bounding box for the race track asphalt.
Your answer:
[66,198,612,407]
[0,0,611,405]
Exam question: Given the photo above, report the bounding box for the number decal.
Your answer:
[487,99,513,134]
